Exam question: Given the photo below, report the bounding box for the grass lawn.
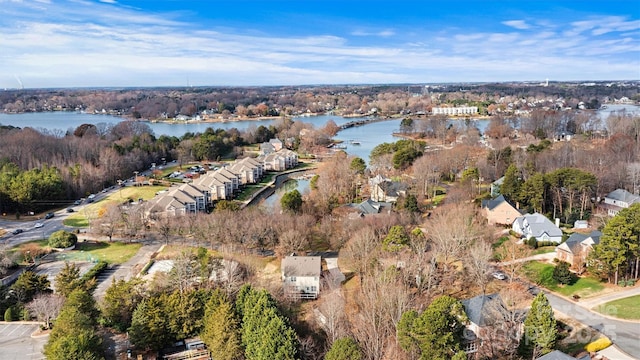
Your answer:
[522,261,605,298]
[594,295,640,320]
[59,241,142,264]
[533,246,557,255]
[63,185,168,227]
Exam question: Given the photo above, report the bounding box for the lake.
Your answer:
[2,105,637,162]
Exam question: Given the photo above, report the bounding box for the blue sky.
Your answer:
[1,0,638,88]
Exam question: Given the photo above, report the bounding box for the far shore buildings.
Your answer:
[431,106,478,116]
[147,144,298,217]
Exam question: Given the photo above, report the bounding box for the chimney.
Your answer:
[555,218,560,227]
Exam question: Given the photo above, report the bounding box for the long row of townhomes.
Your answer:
[147,148,298,217]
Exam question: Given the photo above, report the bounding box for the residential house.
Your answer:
[215,167,241,192]
[462,293,526,358]
[368,174,390,188]
[230,162,258,185]
[602,189,640,216]
[177,183,207,211]
[269,138,284,151]
[280,149,299,168]
[512,213,563,243]
[262,153,287,171]
[554,131,574,142]
[193,174,228,202]
[556,231,601,269]
[370,180,407,203]
[482,195,521,225]
[260,142,276,155]
[147,187,200,217]
[340,198,393,219]
[281,255,321,299]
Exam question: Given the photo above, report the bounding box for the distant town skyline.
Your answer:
[1,0,638,88]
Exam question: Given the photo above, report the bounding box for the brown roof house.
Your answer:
[482,195,521,226]
[281,255,321,300]
[555,231,601,271]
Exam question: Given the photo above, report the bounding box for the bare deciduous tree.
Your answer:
[26,293,65,329]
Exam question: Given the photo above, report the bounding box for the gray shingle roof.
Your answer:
[462,293,506,327]
[281,256,321,277]
[606,189,640,204]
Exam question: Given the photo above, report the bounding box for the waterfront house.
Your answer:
[370,180,407,203]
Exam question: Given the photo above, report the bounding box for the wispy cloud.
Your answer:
[502,20,531,30]
[351,29,396,37]
[0,0,637,88]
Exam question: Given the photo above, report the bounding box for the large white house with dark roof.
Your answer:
[512,213,563,243]
[602,188,640,216]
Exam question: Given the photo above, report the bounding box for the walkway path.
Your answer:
[498,252,555,265]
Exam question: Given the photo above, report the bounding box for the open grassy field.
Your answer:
[63,185,168,227]
[522,261,605,298]
[594,295,640,320]
[58,241,142,264]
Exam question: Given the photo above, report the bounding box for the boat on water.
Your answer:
[350,140,361,145]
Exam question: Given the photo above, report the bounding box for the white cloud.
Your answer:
[0,1,637,88]
[502,20,530,30]
[351,29,395,37]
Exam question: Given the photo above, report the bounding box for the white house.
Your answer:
[602,189,640,216]
[281,255,321,299]
[512,213,563,243]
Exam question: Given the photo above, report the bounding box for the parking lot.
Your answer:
[0,323,47,360]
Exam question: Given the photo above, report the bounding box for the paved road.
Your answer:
[545,292,640,357]
[578,285,640,309]
[0,323,47,360]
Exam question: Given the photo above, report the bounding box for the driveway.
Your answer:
[545,292,640,357]
[0,323,47,360]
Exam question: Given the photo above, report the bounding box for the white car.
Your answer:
[88,194,96,199]
[34,222,44,228]
[492,271,507,280]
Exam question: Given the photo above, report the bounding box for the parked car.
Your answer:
[88,194,96,199]
[74,200,82,205]
[66,208,75,213]
[492,271,507,280]
[86,198,94,203]
[34,222,44,228]
[12,229,24,235]
[44,212,55,219]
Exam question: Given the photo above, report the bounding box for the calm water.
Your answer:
[262,178,311,209]
[3,106,636,162]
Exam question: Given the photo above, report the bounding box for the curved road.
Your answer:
[545,292,640,357]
